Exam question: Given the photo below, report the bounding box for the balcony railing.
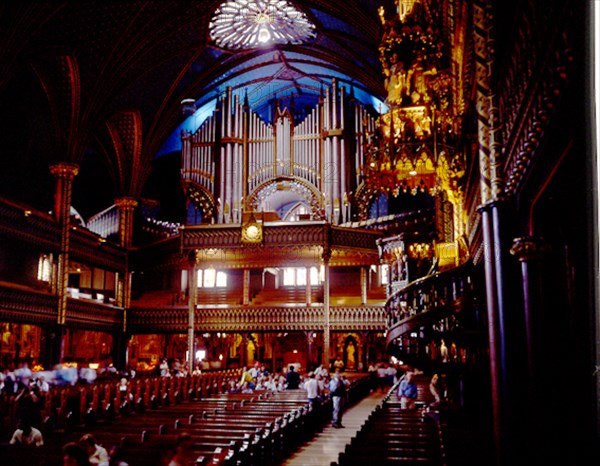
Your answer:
[0,284,123,331]
[385,262,474,346]
[129,304,386,333]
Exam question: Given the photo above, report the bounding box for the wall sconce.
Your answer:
[408,243,431,259]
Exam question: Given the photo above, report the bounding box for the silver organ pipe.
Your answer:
[181,82,379,224]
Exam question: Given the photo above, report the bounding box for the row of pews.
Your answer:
[332,374,447,466]
[0,370,240,438]
[2,372,372,466]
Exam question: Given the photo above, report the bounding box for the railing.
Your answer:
[66,298,124,331]
[0,285,58,324]
[129,304,386,333]
[0,284,123,331]
[385,262,474,346]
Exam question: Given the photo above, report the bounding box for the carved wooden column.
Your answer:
[243,269,250,305]
[304,331,315,369]
[115,197,137,248]
[322,225,332,369]
[113,197,138,369]
[360,266,368,305]
[241,332,250,368]
[271,337,279,373]
[50,162,79,324]
[49,162,79,364]
[359,330,370,371]
[305,267,312,305]
[187,259,198,370]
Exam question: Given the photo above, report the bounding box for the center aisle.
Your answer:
[282,390,388,466]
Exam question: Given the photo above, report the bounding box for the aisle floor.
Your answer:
[282,390,388,466]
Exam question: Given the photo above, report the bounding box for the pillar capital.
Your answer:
[49,162,79,180]
[114,196,139,210]
[510,236,548,261]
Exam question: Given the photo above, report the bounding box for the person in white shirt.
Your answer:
[304,372,320,405]
[80,433,109,466]
[9,419,44,447]
[386,364,397,387]
[248,361,260,378]
[36,375,50,393]
[377,363,388,392]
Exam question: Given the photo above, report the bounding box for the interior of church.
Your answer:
[0,0,595,465]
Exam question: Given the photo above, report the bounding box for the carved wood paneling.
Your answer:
[0,285,123,332]
[0,199,127,271]
[0,201,61,250]
[182,222,382,268]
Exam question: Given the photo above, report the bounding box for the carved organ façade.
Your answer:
[181,79,379,226]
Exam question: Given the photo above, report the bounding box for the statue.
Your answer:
[384,53,411,105]
[346,341,356,370]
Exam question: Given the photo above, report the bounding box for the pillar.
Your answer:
[114,197,138,248]
[113,197,138,369]
[323,247,331,369]
[305,267,312,305]
[49,162,79,363]
[187,260,198,370]
[360,266,368,305]
[304,331,315,369]
[359,330,369,371]
[510,236,547,454]
[243,269,250,305]
[241,332,250,368]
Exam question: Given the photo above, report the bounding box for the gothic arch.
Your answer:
[246,176,323,219]
[183,181,217,222]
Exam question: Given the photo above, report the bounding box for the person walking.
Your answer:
[398,371,418,409]
[329,371,346,428]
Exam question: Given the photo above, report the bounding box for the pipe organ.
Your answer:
[181,79,378,224]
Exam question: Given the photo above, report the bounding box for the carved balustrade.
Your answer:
[65,298,124,331]
[0,285,58,324]
[129,304,385,334]
[0,199,60,249]
[0,284,123,331]
[0,198,127,272]
[385,262,474,346]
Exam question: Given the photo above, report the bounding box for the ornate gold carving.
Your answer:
[49,162,79,179]
[241,212,263,244]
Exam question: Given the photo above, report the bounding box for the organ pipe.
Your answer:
[181,82,378,222]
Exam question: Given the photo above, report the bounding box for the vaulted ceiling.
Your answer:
[0,0,470,222]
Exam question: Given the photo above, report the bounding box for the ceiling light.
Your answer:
[209,0,316,50]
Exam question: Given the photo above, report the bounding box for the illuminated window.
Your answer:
[296,267,307,286]
[198,269,228,288]
[37,254,52,282]
[310,266,319,285]
[283,267,295,286]
[381,264,389,285]
[209,0,316,51]
[282,266,322,286]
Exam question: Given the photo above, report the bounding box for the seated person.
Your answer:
[63,442,91,466]
[428,373,444,408]
[285,365,301,390]
[79,433,109,466]
[398,371,418,409]
[9,418,44,447]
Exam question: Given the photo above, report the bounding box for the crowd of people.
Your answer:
[1,357,450,465]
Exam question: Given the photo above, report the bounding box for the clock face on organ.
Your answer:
[246,225,259,239]
[242,220,262,243]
